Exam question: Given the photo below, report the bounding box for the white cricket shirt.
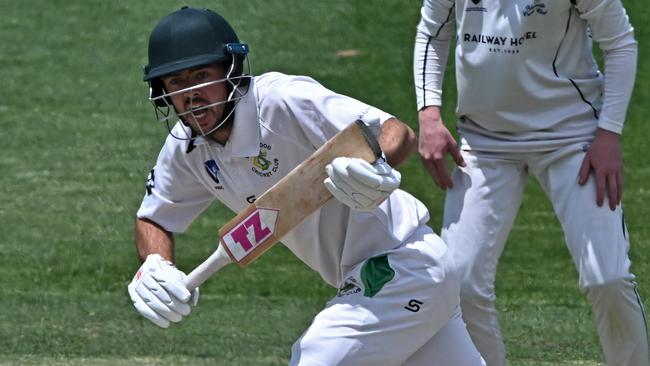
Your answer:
[414,0,637,152]
[137,72,430,287]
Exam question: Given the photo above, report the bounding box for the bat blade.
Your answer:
[221,120,380,267]
[183,120,380,288]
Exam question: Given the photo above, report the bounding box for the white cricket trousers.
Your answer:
[289,225,485,365]
[442,145,648,366]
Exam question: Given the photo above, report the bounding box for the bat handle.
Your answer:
[354,119,383,160]
[183,245,232,291]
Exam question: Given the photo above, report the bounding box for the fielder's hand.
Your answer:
[324,157,401,212]
[418,106,465,189]
[128,254,199,328]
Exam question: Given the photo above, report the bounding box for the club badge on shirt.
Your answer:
[251,143,279,178]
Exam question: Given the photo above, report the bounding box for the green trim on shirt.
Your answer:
[361,254,395,298]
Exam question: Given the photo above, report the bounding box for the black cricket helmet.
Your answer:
[143,6,252,139]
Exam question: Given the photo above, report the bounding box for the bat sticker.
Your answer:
[221,207,279,261]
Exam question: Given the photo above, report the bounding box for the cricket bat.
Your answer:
[183,120,382,290]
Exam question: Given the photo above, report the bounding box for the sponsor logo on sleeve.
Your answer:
[204,160,220,183]
[523,1,547,16]
[145,169,155,195]
[466,0,487,12]
[204,159,224,190]
[337,277,362,297]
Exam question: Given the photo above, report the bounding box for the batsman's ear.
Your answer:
[148,78,170,107]
[142,63,170,108]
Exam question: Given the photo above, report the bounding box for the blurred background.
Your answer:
[0,1,647,365]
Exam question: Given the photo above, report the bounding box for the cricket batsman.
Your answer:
[127,6,485,365]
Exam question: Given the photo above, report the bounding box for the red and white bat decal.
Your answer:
[220,207,279,262]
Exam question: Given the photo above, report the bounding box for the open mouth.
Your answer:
[182,104,214,132]
[189,104,208,117]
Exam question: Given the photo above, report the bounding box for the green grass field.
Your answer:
[1,0,647,365]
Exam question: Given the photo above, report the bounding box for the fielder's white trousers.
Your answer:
[289,225,485,366]
[442,145,648,366]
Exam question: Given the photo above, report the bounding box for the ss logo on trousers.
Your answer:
[404,299,423,312]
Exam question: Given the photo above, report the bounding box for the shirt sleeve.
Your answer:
[136,138,215,233]
[575,0,637,134]
[262,75,394,147]
[413,0,456,110]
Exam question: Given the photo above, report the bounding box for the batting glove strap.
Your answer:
[127,254,199,328]
[324,157,401,212]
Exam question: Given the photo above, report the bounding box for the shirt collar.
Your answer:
[226,78,260,158]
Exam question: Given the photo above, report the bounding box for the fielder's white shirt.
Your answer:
[414,0,637,152]
[137,72,430,287]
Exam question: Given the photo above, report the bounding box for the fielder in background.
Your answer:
[127,7,485,365]
[413,0,647,364]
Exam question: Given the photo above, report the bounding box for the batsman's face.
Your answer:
[161,65,228,136]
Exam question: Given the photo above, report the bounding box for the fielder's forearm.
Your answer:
[414,29,450,111]
[380,118,417,168]
[135,217,175,263]
[598,42,637,134]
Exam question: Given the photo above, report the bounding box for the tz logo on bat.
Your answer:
[221,207,279,261]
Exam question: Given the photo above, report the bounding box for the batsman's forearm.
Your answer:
[380,118,417,168]
[135,217,175,262]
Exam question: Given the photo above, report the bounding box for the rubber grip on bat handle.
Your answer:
[354,120,383,160]
[183,245,232,291]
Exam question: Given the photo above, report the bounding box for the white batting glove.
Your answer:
[324,157,401,212]
[127,254,199,328]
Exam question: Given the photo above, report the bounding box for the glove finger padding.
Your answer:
[346,159,401,192]
[152,262,200,307]
[326,162,381,207]
[326,163,378,202]
[328,158,386,201]
[127,254,199,328]
[144,273,192,317]
[325,157,401,211]
[150,259,193,303]
[184,281,200,307]
[324,177,375,209]
[128,281,171,328]
[135,274,184,323]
